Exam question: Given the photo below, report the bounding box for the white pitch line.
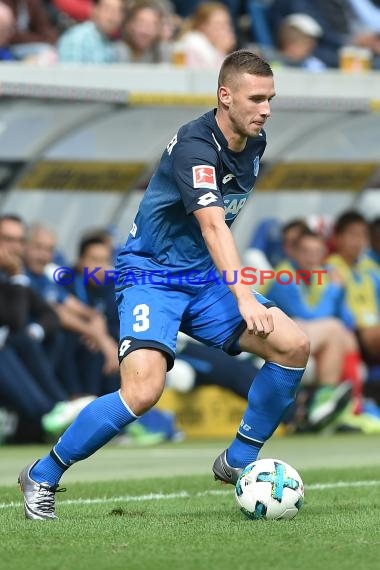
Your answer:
[1,480,379,511]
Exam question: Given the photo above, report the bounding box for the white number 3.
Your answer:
[132,304,150,332]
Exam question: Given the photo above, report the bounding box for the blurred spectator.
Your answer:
[0,215,59,344]
[0,215,93,439]
[267,229,354,325]
[3,0,58,61]
[268,0,380,68]
[61,233,119,397]
[328,211,380,363]
[155,0,181,50]
[23,224,119,397]
[178,1,236,68]
[117,0,168,63]
[0,1,15,60]
[58,0,125,63]
[282,218,309,260]
[263,227,380,432]
[274,13,326,70]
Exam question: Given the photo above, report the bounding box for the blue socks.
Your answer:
[227,362,304,468]
[30,363,304,485]
[31,391,138,486]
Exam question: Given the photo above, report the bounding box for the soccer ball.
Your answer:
[235,458,304,520]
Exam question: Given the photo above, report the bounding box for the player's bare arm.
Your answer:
[193,206,274,337]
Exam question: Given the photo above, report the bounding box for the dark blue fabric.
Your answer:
[7,331,67,402]
[0,346,54,419]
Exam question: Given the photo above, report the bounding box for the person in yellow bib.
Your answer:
[327,211,380,364]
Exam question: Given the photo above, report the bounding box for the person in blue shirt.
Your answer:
[24,224,120,395]
[266,229,370,425]
[19,50,310,520]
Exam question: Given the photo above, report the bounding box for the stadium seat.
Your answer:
[247,217,284,267]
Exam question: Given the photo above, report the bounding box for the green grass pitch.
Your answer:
[1,434,380,570]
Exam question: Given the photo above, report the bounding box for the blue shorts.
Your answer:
[116,280,275,370]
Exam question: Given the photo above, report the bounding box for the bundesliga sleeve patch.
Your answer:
[192,165,217,190]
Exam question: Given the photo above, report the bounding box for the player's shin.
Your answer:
[31,390,138,486]
[227,362,305,467]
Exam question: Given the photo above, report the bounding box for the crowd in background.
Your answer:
[1,208,380,444]
[0,0,380,69]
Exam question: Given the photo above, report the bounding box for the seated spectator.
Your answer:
[268,0,380,68]
[0,2,15,60]
[274,13,326,70]
[264,227,380,432]
[3,0,58,61]
[58,0,125,63]
[328,211,380,363]
[178,2,236,68]
[117,0,169,63]
[281,218,309,260]
[0,214,93,438]
[60,232,119,397]
[23,224,119,397]
[267,230,354,327]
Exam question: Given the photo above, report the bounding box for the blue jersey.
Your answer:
[116,109,266,280]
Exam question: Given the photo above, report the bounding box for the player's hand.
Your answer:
[237,297,274,338]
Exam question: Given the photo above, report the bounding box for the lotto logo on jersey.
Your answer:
[192,165,217,190]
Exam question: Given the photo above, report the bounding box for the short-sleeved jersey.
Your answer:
[116,109,266,280]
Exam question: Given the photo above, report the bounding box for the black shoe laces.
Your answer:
[35,484,66,514]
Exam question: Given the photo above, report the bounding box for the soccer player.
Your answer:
[18,50,310,520]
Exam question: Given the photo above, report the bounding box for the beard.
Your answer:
[229,108,262,138]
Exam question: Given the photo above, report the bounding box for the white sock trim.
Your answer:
[52,447,70,468]
[118,390,140,418]
[268,362,305,371]
[237,432,264,444]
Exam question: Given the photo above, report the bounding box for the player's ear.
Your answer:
[218,85,231,107]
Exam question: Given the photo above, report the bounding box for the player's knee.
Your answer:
[274,329,310,368]
[120,371,165,415]
[288,330,310,367]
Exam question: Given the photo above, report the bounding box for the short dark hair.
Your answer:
[297,229,320,240]
[0,214,24,226]
[334,211,367,234]
[218,50,273,89]
[282,219,309,238]
[78,234,109,258]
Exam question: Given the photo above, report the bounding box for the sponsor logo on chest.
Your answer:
[223,193,248,221]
